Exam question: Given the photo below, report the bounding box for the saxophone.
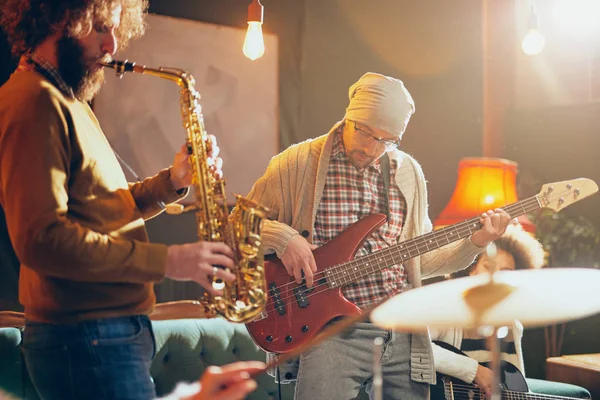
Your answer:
[101,59,269,323]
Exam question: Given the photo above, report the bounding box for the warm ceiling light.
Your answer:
[522,4,545,56]
[243,0,265,61]
[522,30,546,56]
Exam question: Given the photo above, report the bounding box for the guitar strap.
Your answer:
[380,153,391,222]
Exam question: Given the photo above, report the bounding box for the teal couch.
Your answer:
[150,318,294,398]
[0,308,592,400]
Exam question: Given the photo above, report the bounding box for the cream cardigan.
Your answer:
[246,128,483,383]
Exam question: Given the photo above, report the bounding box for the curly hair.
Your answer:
[494,223,546,270]
[453,223,547,278]
[0,0,148,57]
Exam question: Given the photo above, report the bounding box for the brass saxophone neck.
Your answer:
[99,59,194,87]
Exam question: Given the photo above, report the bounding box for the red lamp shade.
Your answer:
[434,157,535,233]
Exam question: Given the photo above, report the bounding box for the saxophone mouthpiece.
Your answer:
[97,60,114,68]
[98,59,137,78]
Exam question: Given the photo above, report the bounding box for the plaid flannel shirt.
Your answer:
[313,130,407,308]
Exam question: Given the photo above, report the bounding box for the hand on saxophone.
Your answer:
[165,241,236,295]
[171,135,224,190]
[170,144,193,190]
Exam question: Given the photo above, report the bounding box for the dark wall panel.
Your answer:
[505,103,600,225]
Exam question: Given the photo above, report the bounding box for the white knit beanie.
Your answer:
[344,72,415,139]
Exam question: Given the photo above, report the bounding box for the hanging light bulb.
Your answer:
[521,3,545,55]
[243,0,265,61]
[522,30,546,55]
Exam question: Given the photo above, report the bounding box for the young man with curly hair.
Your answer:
[0,1,252,398]
[430,223,546,398]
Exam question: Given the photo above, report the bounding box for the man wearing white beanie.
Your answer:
[245,72,511,399]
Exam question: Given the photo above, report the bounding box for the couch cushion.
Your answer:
[150,318,294,399]
[0,328,40,399]
[0,328,22,397]
[527,378,591,399]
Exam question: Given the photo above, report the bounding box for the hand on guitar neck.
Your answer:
[469,208,515,248]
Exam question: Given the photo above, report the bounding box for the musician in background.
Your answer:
[244,72,512,399]
[429,223,546,398]
[0,1,238,398]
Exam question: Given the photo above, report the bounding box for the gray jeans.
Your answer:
[295,321,429,400]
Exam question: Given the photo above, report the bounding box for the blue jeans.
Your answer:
[22,315,156,400]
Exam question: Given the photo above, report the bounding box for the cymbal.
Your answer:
[371,268,600,330]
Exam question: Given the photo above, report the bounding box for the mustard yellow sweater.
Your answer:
[0,71,185,323]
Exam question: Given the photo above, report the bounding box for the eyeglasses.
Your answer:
[351,121,399,151]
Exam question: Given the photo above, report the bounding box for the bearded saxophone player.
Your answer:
[0,0,272,397]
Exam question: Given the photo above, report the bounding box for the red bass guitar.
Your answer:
[245,179,597,353]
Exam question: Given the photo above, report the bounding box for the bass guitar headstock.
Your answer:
[538,178,598,212]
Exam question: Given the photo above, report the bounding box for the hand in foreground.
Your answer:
[171,135,224,189]
[186,362,265,400]
[281,234,318,287]
[469,208,515,248]
[166,241,236,295]
[171,144,193,190]
[160,362,265,400]
[473,364,495,398]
